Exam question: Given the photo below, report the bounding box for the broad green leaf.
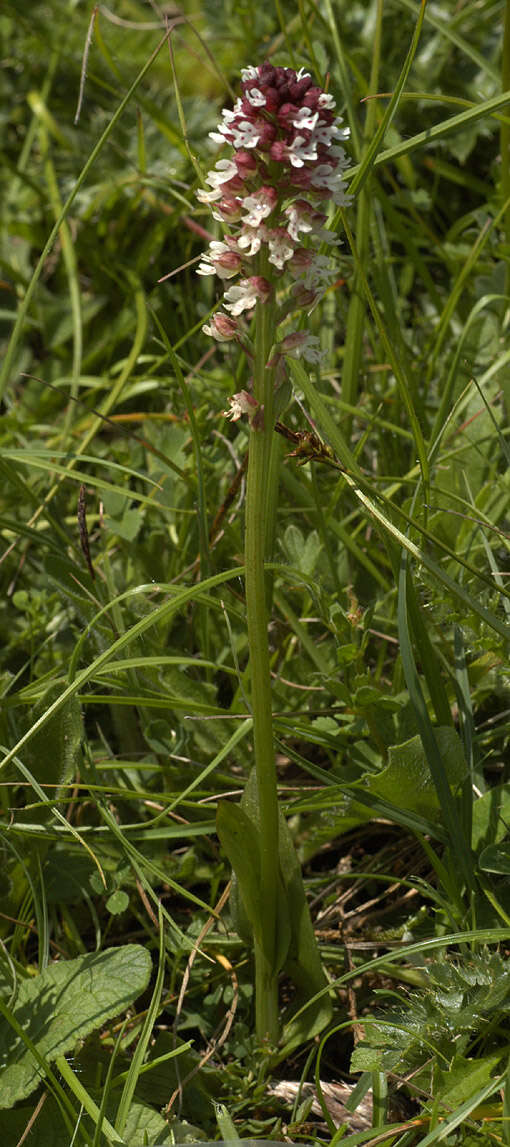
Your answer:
[17,683,82,823]
[234,769,292,974]
[106,890,130,915]
[220,771,330,1041]
[0,945,152,1106]
[435,1053,503,1107]
[479,844,510,875]
[364,728,466,821]
[216,800,264,952]
[350,1045,387,1073]
[119,1100,175,1145]
[44,847,96,904]
[105,507,143,542]
[279,807,333,1049]
[282,524,322,576]
[472,785,510,851]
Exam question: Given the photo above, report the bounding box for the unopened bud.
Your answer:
[203,312,239,341]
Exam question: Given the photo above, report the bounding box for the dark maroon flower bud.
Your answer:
[304,86,321,105]
[289,76,313,100]
[263,87,280,112]
[292,283,317,307]
[288,167,313,190]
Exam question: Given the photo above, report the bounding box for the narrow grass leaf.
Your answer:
[398,554,474,889]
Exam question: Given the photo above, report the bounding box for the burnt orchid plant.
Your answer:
[197,62,352,1044]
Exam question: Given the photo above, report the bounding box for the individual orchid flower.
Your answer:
[223,390,259,421]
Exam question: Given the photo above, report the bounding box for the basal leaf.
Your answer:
[0,945,152,1107]
[279,807,332,1049]
[216,800,264,951]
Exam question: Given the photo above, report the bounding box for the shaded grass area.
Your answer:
[1,0,510,1143]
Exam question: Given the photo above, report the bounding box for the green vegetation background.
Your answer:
[1,1,510,1144]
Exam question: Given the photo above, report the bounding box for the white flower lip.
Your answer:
[223,281,261,315]
[286,135,319,167]
[241,190,275,227]
[206,159,238,188]
[196,186,223,203]
[230,120,261,148]
[245,87,266,107]
[237,227,263,256]
[291,107,319,132]
[267,231,295,269]
[223,389,258,420]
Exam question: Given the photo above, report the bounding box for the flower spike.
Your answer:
[196,61,353,393]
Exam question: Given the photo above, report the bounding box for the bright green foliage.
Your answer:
[0,945,152,1106]
[351,949,510,1080]
[365,728,467,819]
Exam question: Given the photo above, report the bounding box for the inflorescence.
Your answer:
[196,62,352,416]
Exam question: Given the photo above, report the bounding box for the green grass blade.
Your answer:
[397,553,474,890]
[114,904,165,1137]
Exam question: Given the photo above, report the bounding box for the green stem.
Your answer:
[245,278,280,1043]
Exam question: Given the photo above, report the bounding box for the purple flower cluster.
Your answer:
[197,62,352,387]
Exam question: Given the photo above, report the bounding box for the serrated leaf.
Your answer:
[435,1053,503,1107]
[0,945,152,1106]
[364,727,466,820]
